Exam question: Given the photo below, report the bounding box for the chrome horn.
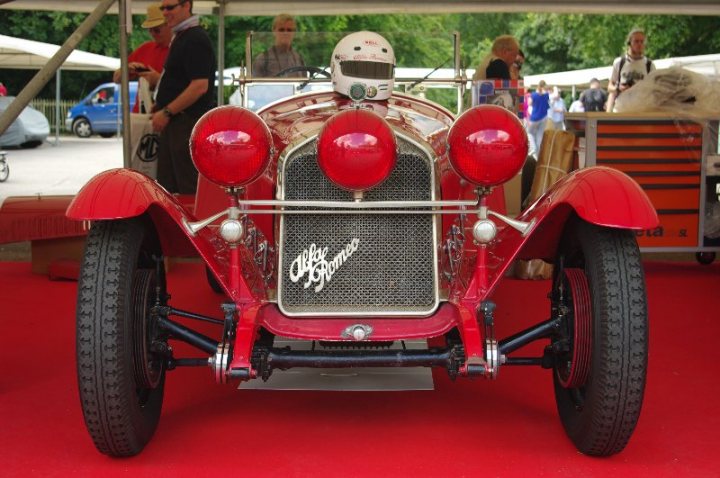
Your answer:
[487,210,535,236]
[182,209,230,236]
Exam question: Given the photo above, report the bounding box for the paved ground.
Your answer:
[0,136,123,204]
[0,136,124,260]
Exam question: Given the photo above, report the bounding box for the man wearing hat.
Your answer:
[113,3,171,113]
[151,0,215,194]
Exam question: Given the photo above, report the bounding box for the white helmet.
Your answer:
[331,31,395,101]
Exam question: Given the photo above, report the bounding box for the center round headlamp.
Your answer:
[317,109,397,192]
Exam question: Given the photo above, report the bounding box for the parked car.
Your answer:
[67,32,659,458]
[0,96,50,148]
[65,81,137,138]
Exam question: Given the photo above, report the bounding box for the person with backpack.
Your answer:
[579,78,608,112]
[606,28,655,112]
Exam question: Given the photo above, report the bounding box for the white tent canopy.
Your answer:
[1,0,719,16]
[524,53,720,88]
[0,34,121,143]
[0,34,119,71]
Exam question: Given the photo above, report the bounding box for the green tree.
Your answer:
[1,10,718,100]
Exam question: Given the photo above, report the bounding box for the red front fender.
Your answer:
[66,169,265,303]
[521,166,658,230]
[459,166,658,303]
[67,169,179,220]
[513,166,658,261]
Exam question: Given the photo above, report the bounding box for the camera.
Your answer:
[622,79,635,88]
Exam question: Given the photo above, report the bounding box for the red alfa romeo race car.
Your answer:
[68,32,658,457]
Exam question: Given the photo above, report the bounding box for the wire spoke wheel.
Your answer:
[0,158,9,182]
[554,268,592,390]
[550,218,648,456]
[76,216,166,457]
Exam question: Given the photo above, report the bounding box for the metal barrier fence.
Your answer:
[29,99,79,133]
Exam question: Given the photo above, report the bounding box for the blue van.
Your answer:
[66,82,138,138]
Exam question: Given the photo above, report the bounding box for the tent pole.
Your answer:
[0,0,116,138]
[55,70,61,145]
[217,0,226,106]
[119,0,131,168]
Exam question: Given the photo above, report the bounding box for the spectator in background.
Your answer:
[513,49,532,126]
[527,80,550,156]
[0,82,7,96]
[580,77,607,112]
[252,14,305,77]
[152,0,215,194]
[607,28,655,112]
[569,97,585,113]
[113,3,171,113]
[472,35,520,81]
[548,86,566,130]
[511,49,525,81]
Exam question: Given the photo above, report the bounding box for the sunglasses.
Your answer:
[159,1,186,12]
[277,28,296,32]
[149,26,164,34]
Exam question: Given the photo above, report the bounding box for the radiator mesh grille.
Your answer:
[279,137,437,315]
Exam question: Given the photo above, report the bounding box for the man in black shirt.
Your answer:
[152,0,215,194]
[579,78,608,112]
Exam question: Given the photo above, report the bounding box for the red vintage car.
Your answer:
[67,32,658,457]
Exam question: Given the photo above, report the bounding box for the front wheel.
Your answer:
[73,118,92,138]
[550,219,648,456]
[76,216,167,456]
[695,251,715,265]
[0,159,8,182]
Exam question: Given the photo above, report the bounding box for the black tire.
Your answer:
[76,217,166,457]
[73,117,93,138]
[20,140,42,149]
[551,218,648,456]
[0,160,8,182]
[695,251,716,265]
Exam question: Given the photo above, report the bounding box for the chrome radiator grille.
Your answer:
[278,137,438,316]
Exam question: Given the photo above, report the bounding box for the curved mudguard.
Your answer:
[67,169,183,220]
[517,166,659,259]
[66,169,262,302]
[463,166,659,301]
[522,166,659,230]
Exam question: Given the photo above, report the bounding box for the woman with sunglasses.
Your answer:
[252,14,306,78]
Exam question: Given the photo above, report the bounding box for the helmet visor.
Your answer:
[340,61,394,80]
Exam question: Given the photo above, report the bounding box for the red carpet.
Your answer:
[1,260,718,477]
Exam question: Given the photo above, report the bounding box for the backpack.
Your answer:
[618,56,653,77]
[581,89,607,112]
[615,56,653,92]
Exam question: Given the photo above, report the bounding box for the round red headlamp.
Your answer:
[190,106,273,188]
[317,109,397,191]
[447,105,528,187]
